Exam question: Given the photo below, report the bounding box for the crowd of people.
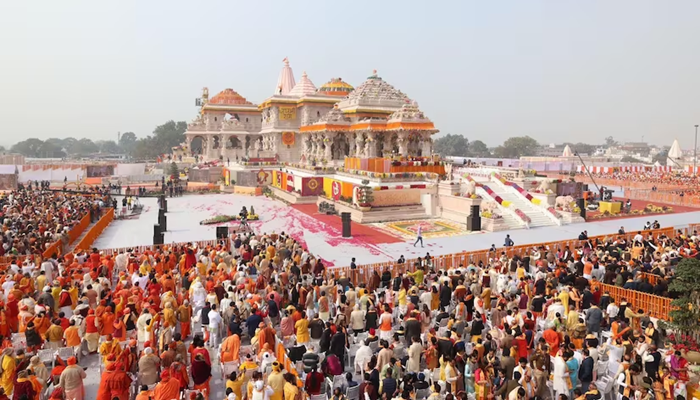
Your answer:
[0,189,105,258]
[0,185,696,400]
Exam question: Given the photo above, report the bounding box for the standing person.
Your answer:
[414,226,424,248]
[59,357,87,400]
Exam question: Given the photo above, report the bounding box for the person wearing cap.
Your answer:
[58,356,86,400]
[267,361,285,400]
[138,347,160,386]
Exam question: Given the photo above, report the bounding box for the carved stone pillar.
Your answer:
[366,132,377,158]
[323,133,335,161]
[354,133,365,157]
[421,132,433,156]
[382,133,392,157]
[397,132,408,156]
[310,135,319,160]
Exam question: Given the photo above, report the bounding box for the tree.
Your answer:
[132,137,159,160]
[605,136,618,147]
[0,145,5,153]
[119,132,137,155]
[152,121,187,152]
[59,137,78,154]
[493,136,539,158]
[468,140,490,157]
[11,138,45,157]
[433,134,469,157]
[169,162,179,179]
[652,149,668,166]
[620,156,643,163]
[71,138,99,156]
[96,140,121,154]
[668,258,700,335]
[37,141,65,158]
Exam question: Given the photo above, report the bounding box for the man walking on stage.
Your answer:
[414,226,423,248]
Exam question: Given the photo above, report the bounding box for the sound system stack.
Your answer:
[158,208,167,232]
[467,204,482,231]
[341,212,352,238]
[153,224,164,245]
[576,198,586,219]
[216,226,229,240]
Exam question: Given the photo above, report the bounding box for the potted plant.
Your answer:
[667,258,700,363]
[357,179,374,211]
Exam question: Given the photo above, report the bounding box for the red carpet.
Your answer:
[291,204,403,245]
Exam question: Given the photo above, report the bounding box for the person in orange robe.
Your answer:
[0,306,9,339]
[96,362,131,400]
[153,369,180,400]
[543,328,560,356]
[220,333,241,363]
[177,301,192,339]
[99,307,115,337]
[5,295,18,333]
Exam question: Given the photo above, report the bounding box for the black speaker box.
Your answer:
[341,212,352,238]
[576,198,586,219]
[467,215,481,231]
[216,226,229,239]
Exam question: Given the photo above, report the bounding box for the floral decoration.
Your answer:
[667,333,699,353]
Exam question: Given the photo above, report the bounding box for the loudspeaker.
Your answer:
[341,212,352,238]
[576,198,586,219]
[153,224,163,245]
[158,209,167,232]
[216,226,229,239]
[467,214,481,231]
[470,205,480,216]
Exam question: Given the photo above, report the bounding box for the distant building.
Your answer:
[0,153,25,165]
[618,142,650,156]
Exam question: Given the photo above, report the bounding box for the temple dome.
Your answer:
[343,71,409,104]
[317,78,354,97]
[562,145,574,157]
[387,101,431,123]
[276,57,296,95]
[314,105,351,125]
[288,71,317,97]
[209,89,253,105]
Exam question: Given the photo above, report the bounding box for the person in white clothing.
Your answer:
[250,379,274,400]
[552,352,569,399]
[207,304,223,347]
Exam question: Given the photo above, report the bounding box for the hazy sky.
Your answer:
[2,1,700,149]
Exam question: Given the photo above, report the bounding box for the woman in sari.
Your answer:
[191,354,212,399]
[670,351,689,382]
[474,363,491,400]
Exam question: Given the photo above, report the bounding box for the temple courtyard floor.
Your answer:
[94,193,700,267]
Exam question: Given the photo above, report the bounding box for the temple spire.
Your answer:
[275,57,296,95]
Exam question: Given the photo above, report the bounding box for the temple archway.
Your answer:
[229,136,242,149]
[190,136,204,154]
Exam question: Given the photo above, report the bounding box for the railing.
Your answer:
[589,280,671,321]
[74,209,114,251]
[335,226,678,319]
[625,188,700,208]
[68,214,91,244]
[97,238,224,257]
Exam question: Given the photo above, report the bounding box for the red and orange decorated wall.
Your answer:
[271,170,328,197]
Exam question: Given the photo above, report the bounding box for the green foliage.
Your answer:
[668,258,700,334]
[11,138,44,157]
[433,134,469,157]
[468,140,490,157]
[132,121,187,160]
[358,179,374,206]
[168,162,179,179]
[493,136,539,158]
[652,149,668,166]
[119,132,137,155]
[620,156,643,163]
[96,140,121,154]
[605,136,618,147]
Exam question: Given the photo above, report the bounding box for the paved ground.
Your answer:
[95,194,700,267]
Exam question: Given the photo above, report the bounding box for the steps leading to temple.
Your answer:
[359,205,429,223]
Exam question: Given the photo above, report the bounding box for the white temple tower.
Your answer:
[667,138,682,167]
[562,144,574,157]
[275,57,296,95]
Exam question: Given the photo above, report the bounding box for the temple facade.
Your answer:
[184,59,438,164]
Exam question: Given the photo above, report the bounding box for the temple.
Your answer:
[184,60,437,164]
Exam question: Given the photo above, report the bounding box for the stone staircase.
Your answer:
[361,205,429,223]
[488,177,560,228]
